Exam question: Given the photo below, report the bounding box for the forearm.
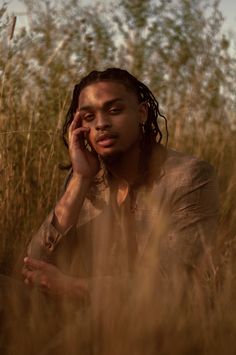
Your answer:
[53,173,91,234]
[61,274,134,305]
[26,174,91,261]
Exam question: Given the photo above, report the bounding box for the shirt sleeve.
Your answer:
[26,192,107,266]
[26,167,96,266]
[26,210,77,265]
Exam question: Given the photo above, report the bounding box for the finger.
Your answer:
[24,257,48,271]
[23,269,37,284]
[22,265,29,277]
[69,111,81,134]
[23,269,48,288]
[40,278,49,289]
[24,278,30,285]
[70,127,90,150]
[24,277,49,293]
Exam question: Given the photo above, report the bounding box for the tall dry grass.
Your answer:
[0,1,236,353]
[1,72,236,354]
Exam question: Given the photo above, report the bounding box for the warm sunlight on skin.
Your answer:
[78,82,148,159]
[1,0,236,352]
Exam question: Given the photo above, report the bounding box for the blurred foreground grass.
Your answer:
[0,0,236,353]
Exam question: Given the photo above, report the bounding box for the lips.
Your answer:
[96,133,118,147]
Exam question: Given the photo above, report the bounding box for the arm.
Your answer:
[26,112,99,262]
[22,256,133,306]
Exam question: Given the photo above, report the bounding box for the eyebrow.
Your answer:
[79,98,124,111]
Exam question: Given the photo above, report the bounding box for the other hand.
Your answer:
[22,257,72,297]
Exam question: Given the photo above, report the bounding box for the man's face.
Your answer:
[78,81,147,160]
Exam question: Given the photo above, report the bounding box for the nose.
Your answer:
[95,112,112,131]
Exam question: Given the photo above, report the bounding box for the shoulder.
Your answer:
[151,145,216,187]
[148,145,219,209]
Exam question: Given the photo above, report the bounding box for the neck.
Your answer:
[103,142,141,185]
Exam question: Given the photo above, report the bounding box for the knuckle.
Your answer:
[40,275,48,286]
[27,273,33,282]
[24,270,30,279]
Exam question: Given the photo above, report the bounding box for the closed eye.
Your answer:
[109,108,122,114]
[83,113,95,122]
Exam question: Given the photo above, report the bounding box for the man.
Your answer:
[22,68,219,354]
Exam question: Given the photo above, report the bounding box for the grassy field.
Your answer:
[1,1,236,353]
[1,77,236,354]
[1,96,235,273]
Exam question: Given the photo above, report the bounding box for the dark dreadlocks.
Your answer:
[62,68,168,205]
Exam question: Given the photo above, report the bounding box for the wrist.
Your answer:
[71,172,93,185]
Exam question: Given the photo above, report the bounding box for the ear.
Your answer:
[138,102,148,124]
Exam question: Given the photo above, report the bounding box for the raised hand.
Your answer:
[68,112,100,179]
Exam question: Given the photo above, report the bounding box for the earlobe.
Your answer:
[139,102,148,124]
